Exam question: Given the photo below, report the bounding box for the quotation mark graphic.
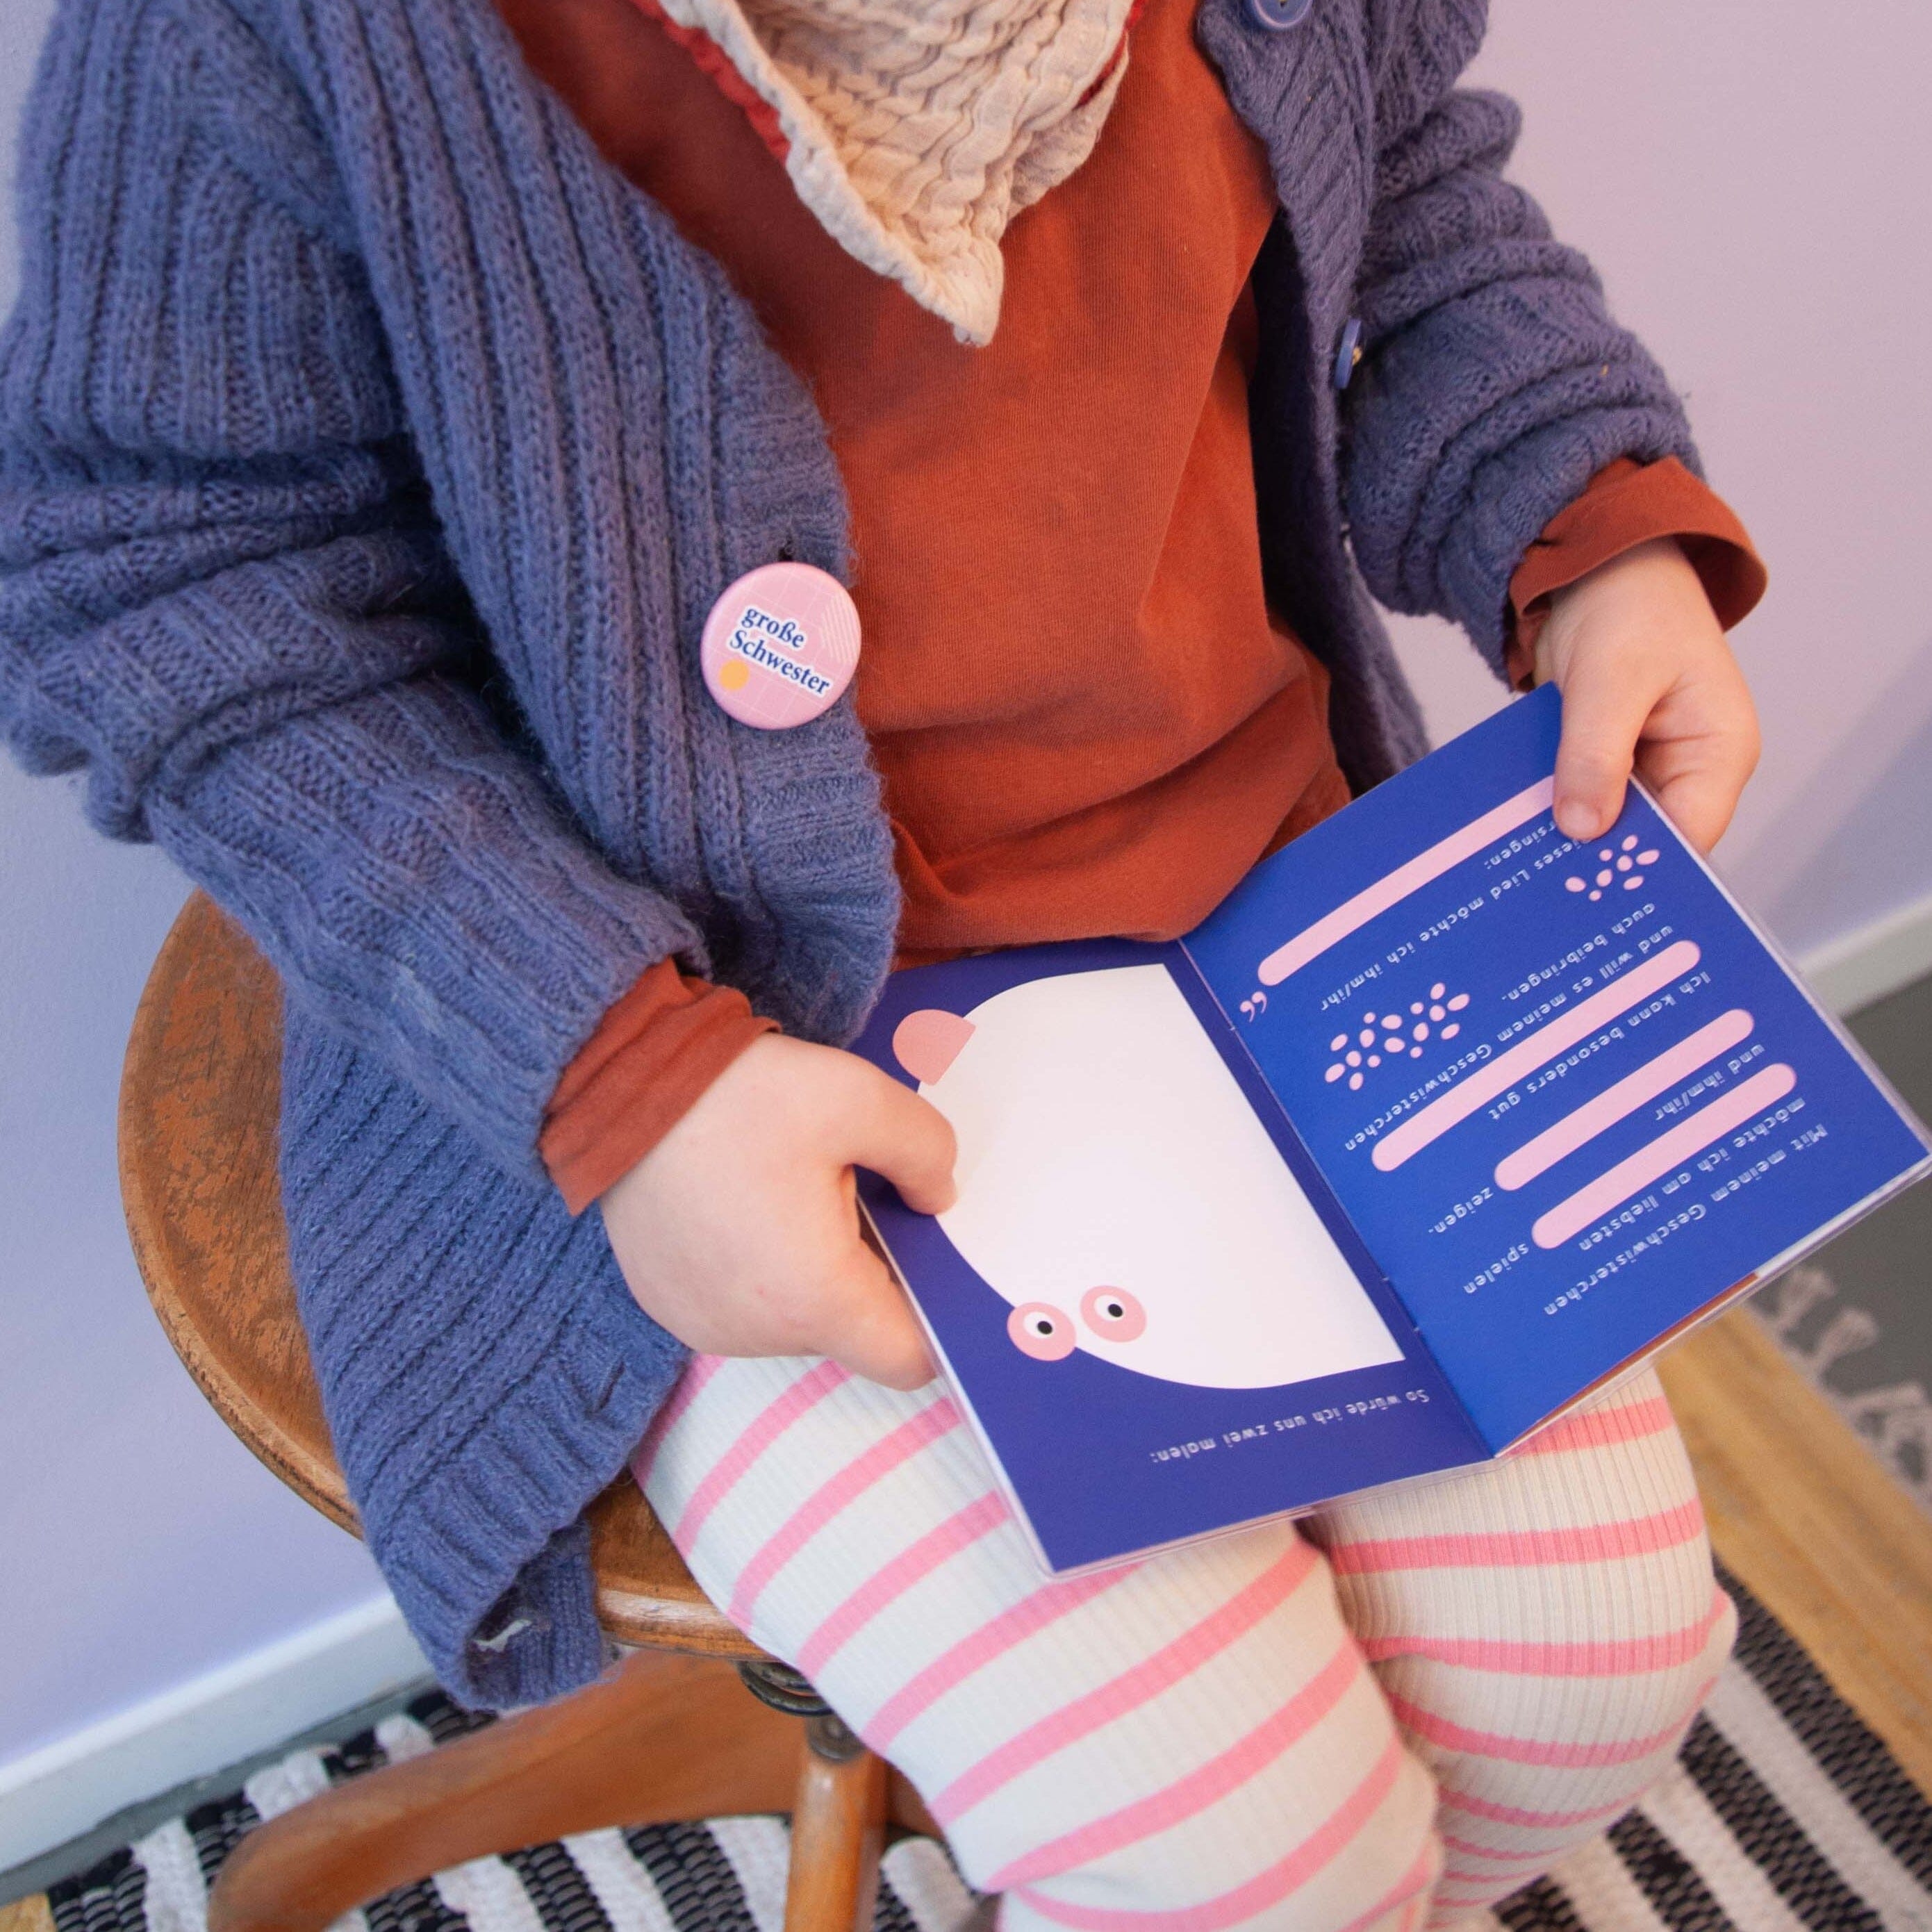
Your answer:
[1566,833,1660,902]
[1326,984,1470,1090]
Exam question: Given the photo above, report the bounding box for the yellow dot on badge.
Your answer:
[718,658,751,692]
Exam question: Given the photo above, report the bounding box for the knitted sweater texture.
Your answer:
[0,0,1699,1705]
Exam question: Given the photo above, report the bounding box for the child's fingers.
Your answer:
[823,1246,936,1389]
[1637,718,1760,855]
[1551,647,1662,843]
[841,1068,959,1215]
[1642,769,1732,855]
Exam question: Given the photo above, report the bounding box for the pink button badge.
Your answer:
[701,563,861,730]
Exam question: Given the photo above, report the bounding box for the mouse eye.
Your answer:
[1007,1302,1077,1362]
[1081,1286,1146,1342]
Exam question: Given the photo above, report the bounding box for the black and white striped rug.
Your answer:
[44,1571,1932,1932]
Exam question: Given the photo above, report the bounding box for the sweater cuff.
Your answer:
[541,958,778,1214]
[379,1290,688,1709]
[1505,457,1768,686]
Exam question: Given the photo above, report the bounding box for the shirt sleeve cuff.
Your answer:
[540,958,777,1215]
[1504,456,1768,686]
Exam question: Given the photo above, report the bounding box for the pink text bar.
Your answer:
[1531,1062,1799,1250]
[1371,940,1701,1174]
[1494,1008,1756,1192]
[1257,778,1556,986]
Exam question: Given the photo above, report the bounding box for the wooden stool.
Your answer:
[119,894,945,1932]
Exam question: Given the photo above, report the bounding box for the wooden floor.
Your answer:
[1658,1307,1932,1798]
[4,1309,1929,1932]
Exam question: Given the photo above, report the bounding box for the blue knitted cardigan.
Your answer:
[0,0,1699,1706]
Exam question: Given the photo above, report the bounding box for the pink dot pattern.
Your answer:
[1565,834,1661,902]
[1325,982,1469,1090]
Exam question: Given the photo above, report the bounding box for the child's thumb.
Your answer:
[845,1073,959,1216]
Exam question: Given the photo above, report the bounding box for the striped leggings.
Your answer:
[636,1359,1735,1932]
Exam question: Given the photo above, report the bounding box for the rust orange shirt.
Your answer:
[508,0,1765,1211]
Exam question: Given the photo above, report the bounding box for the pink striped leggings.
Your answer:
[636,1358,1734,1932]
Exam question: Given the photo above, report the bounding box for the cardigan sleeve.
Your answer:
[0,0,700,1180]
[1340,60,1713,674]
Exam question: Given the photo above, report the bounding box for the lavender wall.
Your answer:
[1,0,1927,1823]
[0,0,393,1792]
[1394,1,1932,957]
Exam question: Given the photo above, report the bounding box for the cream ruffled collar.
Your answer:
[651,0,1137,342]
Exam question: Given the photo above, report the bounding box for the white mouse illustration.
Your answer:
[891,964,1403,1390]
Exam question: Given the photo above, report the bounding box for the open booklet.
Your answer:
[850,686,1932,1574]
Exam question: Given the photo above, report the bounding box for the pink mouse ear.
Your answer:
[893,1009,975,1084]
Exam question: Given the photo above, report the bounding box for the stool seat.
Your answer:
[119,891,759,1662]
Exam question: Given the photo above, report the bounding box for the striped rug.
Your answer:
[42,1571,1932,1932]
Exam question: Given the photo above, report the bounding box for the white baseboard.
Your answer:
[1801,888,1932,1018]
[0,1596,427,1872]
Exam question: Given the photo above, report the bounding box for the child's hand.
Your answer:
[600,1034,956,1389]
[1535,537,1760,854]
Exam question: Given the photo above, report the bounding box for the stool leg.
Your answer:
[785,1714,888,1932]
[207,1651,800,1932]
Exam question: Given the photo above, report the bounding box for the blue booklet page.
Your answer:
[1185,686,1931,1450]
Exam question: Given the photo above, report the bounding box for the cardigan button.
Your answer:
[1333,315,1364,390]
[702,562,861,729]
[1244,0,1312,29]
